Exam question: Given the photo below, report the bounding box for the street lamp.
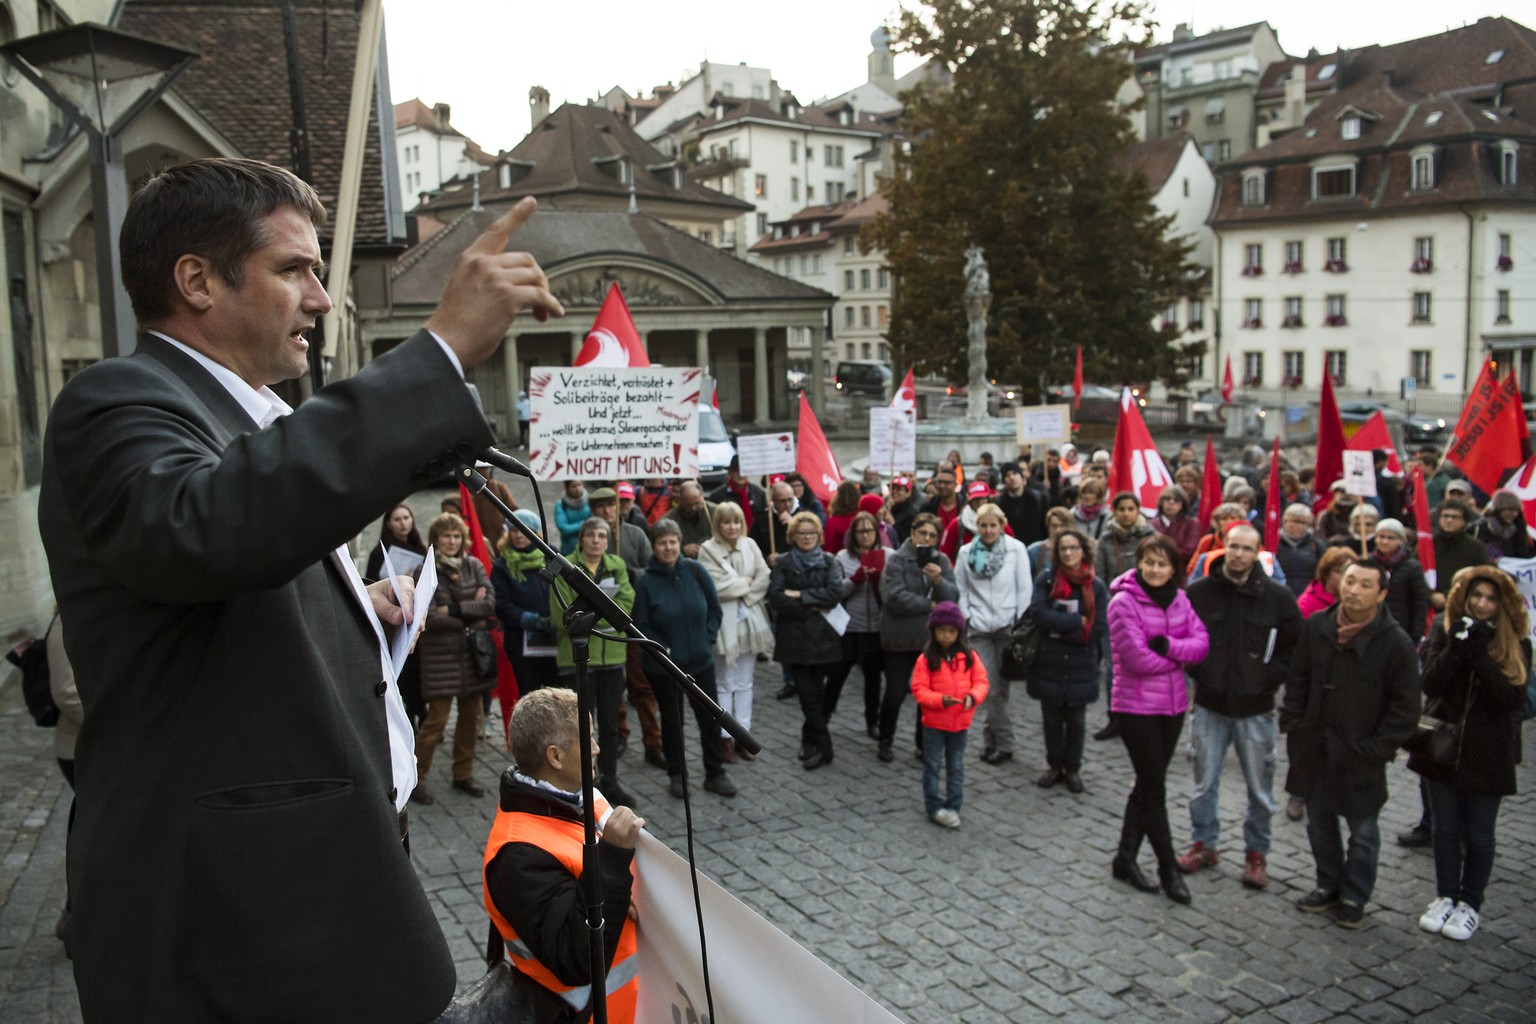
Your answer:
[1,23,197,357]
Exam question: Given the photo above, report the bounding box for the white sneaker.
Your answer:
[1441,902,1481,941]
[944,810,961,829]
[1418,896,1456,934]
[930,809,960,828]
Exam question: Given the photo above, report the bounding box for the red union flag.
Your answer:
[1199,434,1221,532]
[1313,370,1346,507]
[1073,347,1084,411]
[1447,371,1524,496]
[1107,388,1173,515]
[796,394,842,504]
[574,283,649,367]
[1221,355,1235,404]
[1409,463,1437,590]
[1264,435,1282,552]
[1344,411,1403,475]
[890,368,916,414]
[1452,358,1498,442]
[1501,453,1536,546]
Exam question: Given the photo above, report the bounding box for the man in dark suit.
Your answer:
[39,158,563,1022]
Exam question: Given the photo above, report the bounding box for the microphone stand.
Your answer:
[457,466,759,1024]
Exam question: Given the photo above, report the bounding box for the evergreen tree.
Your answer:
[866,0,1205,397]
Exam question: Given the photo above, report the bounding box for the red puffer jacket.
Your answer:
[911,648,990,732]
[1107,570,1208,717]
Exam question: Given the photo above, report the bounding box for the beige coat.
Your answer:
[698,537,774,662]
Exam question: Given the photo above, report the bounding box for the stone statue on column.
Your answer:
[963,244,992,424]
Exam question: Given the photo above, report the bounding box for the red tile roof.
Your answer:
[1119,133,1191,195]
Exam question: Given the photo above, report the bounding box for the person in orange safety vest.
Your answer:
[483,687,644,1023]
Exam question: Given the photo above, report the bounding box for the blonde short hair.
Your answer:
[508,687,581,776]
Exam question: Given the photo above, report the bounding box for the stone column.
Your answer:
[569,331,581,362]
[694,329,709,374]
[754,326,770,425]
[809,324,825,417]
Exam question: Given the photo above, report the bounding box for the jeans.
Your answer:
[1039,700,1086,772]
[824,632,883,726]
[970,629,1015,753]
[1305,800,1381,906]
[714,652,757,737]
[881,650,921,750]
[648,667,725,782]
[1426,780,1503,912]
[921,728,968,816]
[1118,713,1185,869]
[1188,705,1277,854]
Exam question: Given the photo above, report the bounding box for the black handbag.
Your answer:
[467,627,498,680]
[1404,697,1467,770]
[1002,612,1043,679]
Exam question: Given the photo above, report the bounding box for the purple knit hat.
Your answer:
[928,601,966,632]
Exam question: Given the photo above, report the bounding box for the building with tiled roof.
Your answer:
[1134,21,1289,164]
[1210,16,1536,404]
[394,98,495,210]
[413,102,752,248]
[367,207,833,430]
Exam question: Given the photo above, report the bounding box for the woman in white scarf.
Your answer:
[699,502,774,761]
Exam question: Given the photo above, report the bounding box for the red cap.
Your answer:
[967,481,993,499]
[616,482,636,500]
[891,475,913,490]
[858,494,885,516]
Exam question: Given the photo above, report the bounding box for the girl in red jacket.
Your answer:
[911,601,989,829]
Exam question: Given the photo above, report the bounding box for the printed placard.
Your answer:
[528,366,702,481]
[1341,449,1378,497]
[1016,404,1072,446]
[737,432,797,478]
[869,407,917,475]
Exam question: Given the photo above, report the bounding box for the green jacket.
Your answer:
[551,553,635,669]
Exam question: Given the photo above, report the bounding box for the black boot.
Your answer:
[1114,803,1158,892]
[1158,865,1192,905]
[1093,716,1121,741]
[1112,856,1161,893]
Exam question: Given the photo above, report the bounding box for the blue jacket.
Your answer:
[632,556,722,674]
[1025,568,1109,705]
[554,497,591,555]
[492,554,552,655]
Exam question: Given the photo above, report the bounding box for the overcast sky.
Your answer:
[383,1,1521,152]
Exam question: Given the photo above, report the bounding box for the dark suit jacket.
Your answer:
[39,332,492,1022]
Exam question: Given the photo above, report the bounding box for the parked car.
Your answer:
[697,406,736,491]
[1403,413,1448,446]
[833,360,892,398]
[1045,383,1121,423]
[937,379,1021,416]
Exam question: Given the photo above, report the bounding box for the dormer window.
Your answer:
[1241,169,1266,206]
[1496,140,1519,186]
[497,163,511,189]
[1312,160,1357,200]
[1411,147,1436,191]
[1342,117,1361,140]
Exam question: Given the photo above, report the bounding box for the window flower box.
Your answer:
[1324,259,1349,273]
[1281,314,1303,328]
[1281,374,1303,388]
[1282,261,1303,274]
[1498,255,1514,272]
[1325,314,1348,326]
[1242,374,1262,387]
[1410,258,1433,273]
[1241,265,1264,277]
[1242,318,1262,329]
[1330,373,1345,386]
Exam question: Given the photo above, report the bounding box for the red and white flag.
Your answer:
[1221,355,1235,405]
[1409,463,1438,590]
[796,394,842,505]
[1107,388,1173,515]
[1447,371,1525,496]
[1501,453,1536,545]
[1198,435,1222,532]
[1263,436,1282,553]
[1313,370,1346,509]
[574,283,649,367]
[890,368,916,414]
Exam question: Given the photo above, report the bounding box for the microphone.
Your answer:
[481,446,534,478]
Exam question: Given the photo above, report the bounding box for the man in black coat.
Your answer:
[1180,524,1302,890]
[1281,560,1421,928]
[39,158,563,1021]
[996,461,1049,545]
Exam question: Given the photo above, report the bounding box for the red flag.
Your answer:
[1313,370,1346,501]
[1447,373,1525,495]
[1452,358,1498,444]
[1107,388,1174,515]
[890,368,916,413]
[1199,434,1222,532]
[1221,355,1235,405]
[795,393,842,504]
[1409,463,1437,590]
[1503,453,1536,546]
[1072,347,1084,412]
[460,480,519,742]
[1263,436,1282,553]
[1507,370,1532,460]
[1344,411,1403,475]
[574,283,649,367]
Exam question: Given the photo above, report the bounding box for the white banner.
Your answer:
[737,431,797,478]
[1341,449,1378,497]
[633,833,902,1024]
[869,407,917,476]
[528,367,701,481]
[1499,557,1536,646]
[1015,404,1072,447]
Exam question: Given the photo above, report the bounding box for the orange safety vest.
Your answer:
[482,794,638,1023]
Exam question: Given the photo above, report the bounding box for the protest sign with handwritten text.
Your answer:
[528,366,701,481]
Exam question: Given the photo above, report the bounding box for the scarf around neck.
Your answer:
[968,535,1007,578]
[1051,561,1097,643]
[789,545,825,572]
[1136,569,1178,609]
[1335,604,1380,647]
[502,546,546,583]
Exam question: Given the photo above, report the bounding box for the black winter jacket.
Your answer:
[769,551,852,665]
[1186,556,1302,717]
[1025,568,1110,705]
[1408,617,1527,795]
[1370,553,1431,644]
[1280,606,1422,819]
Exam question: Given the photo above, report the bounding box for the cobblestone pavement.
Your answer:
[4,653,1535,1023]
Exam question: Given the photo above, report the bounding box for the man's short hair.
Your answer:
[120,158,327,324]
[508,687,581,775]
[1225,523,1262,548]
[1346,558,1389,589]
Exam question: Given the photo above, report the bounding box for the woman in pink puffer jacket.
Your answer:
[1106,533,1209,905]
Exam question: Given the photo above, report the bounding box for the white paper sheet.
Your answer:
[383,544,435,677]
